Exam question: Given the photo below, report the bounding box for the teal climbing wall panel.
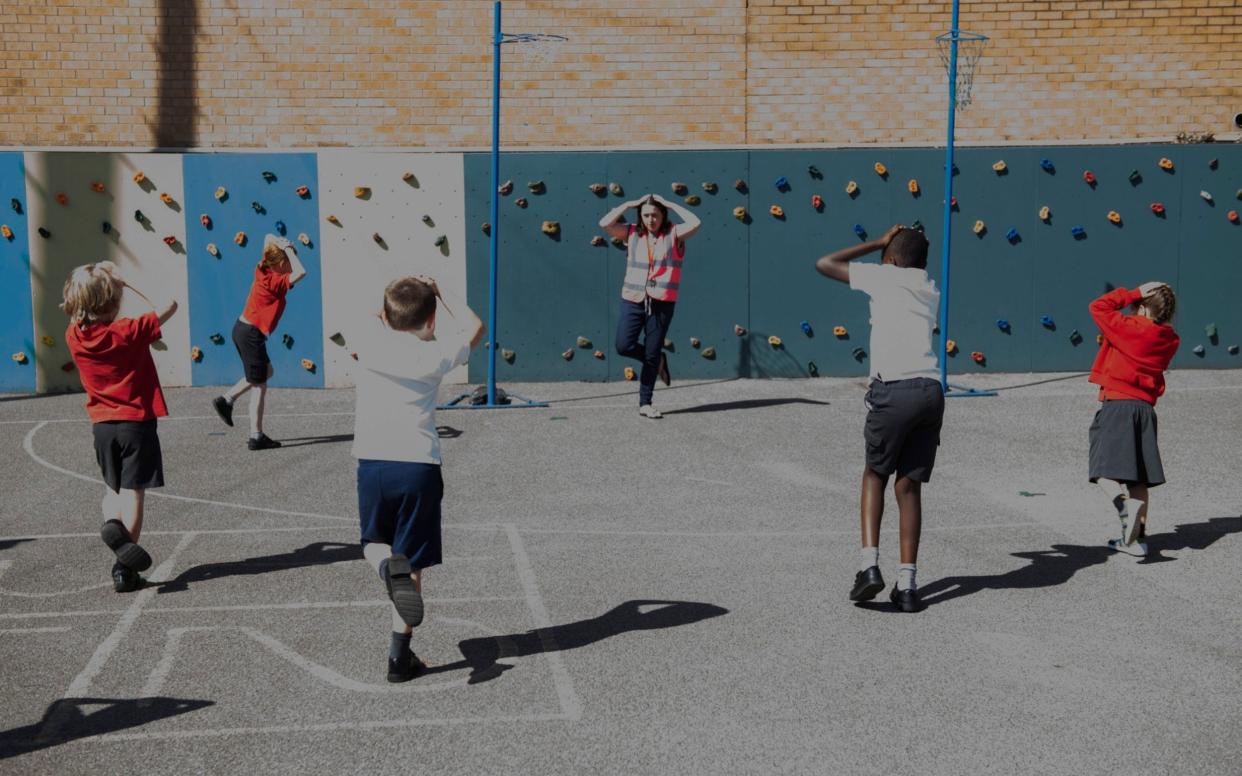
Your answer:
[0,153,34,392]
[465,145,1241,381]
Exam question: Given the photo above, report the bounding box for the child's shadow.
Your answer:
[425,599,728,684]
[157,542,361,594]
[871,514,1242,610]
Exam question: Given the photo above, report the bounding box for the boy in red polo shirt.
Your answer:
[211,235,307,450]
[62,261,179,592]
[1087,282,1180,557]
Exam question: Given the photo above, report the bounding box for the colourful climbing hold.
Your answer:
[251,201,265,214]
[37,227,50,239]
[497,181,513,196]
[589,183,605,195]
[1039,158,1055,172]
[945,339,957,354]
[801,321,813,336]
[611,236,625,248]
[1150,202,1165,215]
[1158,157,1174,171]
[591,235,606,246]
[873,162,887,177]
[970,351,985,364]
[811,194,824,210]
[845,181,858,196]
[996,319,1010,331]
[1209,158,1218,170]
[132,171,146,185]
[808,165,821,178]
[200,214,211,228]
[1097,334,1104,345]
[734,324,747,337]
[134,209,146,223]
[973,220,986,235]
[1083,170,1097,185]
[402,172,416,183]
[160,192,174,205]
[527,180,545,194]
[210,333,225,344]
[191,346,203,362]
[593,349,605,359]
[234,231,247,246]
[1006,227,1020,242]
[671,182,688,195]
[1107,210,1122,225]
[991,160,1007,173]
[701,347,716,359]
[1205,323,1217,337]
[907,179,919,194]
[1069,329,1083,345]
[55,192,68,206]
[769,205,784,218]
[0,225,10,241]
[501,349,516,364]
[1128,169,1142,185]
[807,361,818,376]
[1040,315,1055,328]
[1228,345,1239,355]
[60,361,75,373]
[372,232,383,245]
[833,326,847,338]
[1192,345,1205,356]
[852,347,867,361]
[701,182,717,193]
[775,176,789,191]
[950,196,957,208]
[515,198,528,208]
[733,206,747,221]
[90,181,106,193]
[302,358,316,371]
[206,243,219,257]
[609,182,623,196]
[853,224,866,239]
[1071,225,1086,238]
[274,221,285,235]
[577,336,592,348]
[1200,190,1212,202]
[215,186,227,201]
[562,348,574,361]
[40,335,55,347]
[326,214,340,225]
[162,235,177,246]
[768,335,783,348]
[1229,210,1239,223]
[690,337,701,348]
[663,339,674,350]
[296,185,310,198]
[1039,206,1051,222]
[10,352,27,364]
[624,366,636,380]
[541,221,560,235]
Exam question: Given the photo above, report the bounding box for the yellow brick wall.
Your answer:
[1,0,1238,148]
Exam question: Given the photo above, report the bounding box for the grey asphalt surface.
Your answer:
[0,370,1239,775]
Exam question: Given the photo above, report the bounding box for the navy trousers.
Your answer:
[615,298,675,406]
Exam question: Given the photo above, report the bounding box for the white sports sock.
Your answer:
[897,563,917,592]
[860,546,879,572]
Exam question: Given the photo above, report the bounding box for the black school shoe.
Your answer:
[247,432,282,451]
[381,555,424,628]
[212,396,234,427]
[386,649,427,683]
[849,566,885,601]
[101,519,152,572]
[657,352,671,387]
[111,562,142,593]
[889,585,923,613]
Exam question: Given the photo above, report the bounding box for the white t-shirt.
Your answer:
[348,314,471,464]
[849,262,941,382]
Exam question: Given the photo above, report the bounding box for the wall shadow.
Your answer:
[152,0,199,148]
[0,696,213,759]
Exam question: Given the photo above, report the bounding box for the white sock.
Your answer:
[897,563,917,591]
[860,546,879,572]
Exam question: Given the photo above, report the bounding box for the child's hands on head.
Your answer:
[881,224,906,247]
[1138,281,1169,299]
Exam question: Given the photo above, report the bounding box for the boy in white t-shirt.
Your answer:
[347,275,485,681]
[815,225,944,613]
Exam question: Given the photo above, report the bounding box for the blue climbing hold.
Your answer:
[1040,158,1055,172]
[996,319,1010,331]
[853,224,866,239]
[775,176,789,191]
[1071,225,1086,239]
[275,220,286,235]
[1041,315,1055,329]
[10,198,21,214]
[1006,227,1020,242]
[800,321,813,336]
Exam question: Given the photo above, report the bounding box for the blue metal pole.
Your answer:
[488,0,501,406]
[938,0,961,393]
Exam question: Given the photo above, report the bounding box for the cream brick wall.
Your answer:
[1,0,1237,148]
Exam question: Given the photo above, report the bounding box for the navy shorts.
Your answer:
[863,377,945,482]
[93,420,165,493]
[357,460,444,569]
[232,319,270,385]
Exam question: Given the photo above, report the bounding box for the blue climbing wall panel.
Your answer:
[0,153,34,392]
[182,154,323,388]
[465,146,1241,381]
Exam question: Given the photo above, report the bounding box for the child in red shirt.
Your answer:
[62,262,179,592]
[1087,282,1180,557]
[211,235,307,450]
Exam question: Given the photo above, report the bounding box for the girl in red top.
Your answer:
[212,235,307,450]
[1087,282,1180,557]
[62,261,179,592]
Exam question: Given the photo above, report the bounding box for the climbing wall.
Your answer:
[0,153,35,392]
[24,152,192,393]
[316,152,467,388]
[465,146,1242,381]
[182,154,324,389]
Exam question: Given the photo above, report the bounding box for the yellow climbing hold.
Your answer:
[873,162,887,176]
[1107,210,1122,224]
[833,326,847,337]
[40,335,55,347]
[298,233,310,245]
[11,352,27,364]
[733,206,747,221]
[354,187,370,198]
[845,181,858,195]
[1158,157,1174,171]
[1039,206,1051,222]
[624,366,636,381]
[301,358,316,371]
[191,346,203,362]
[214,186,227,201]
[945,339,957,354]
[907,179,919,194]
[992,160,1007,173]
[206,243,219,256]
[768,335,783,347]
[973,220,986,234]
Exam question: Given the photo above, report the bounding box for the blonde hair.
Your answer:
[61,262,122,326]
[259,243,287,271]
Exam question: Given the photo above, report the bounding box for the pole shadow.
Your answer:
[273,433,354,448]
[423,599,728,684]
[0,696,213,759]
[157,542,362,594]
[0,538,34,552]
[663,397,830,415]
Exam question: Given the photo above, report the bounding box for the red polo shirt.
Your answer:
[1088,288,1180,405]
[66,312,168,423]
[242,266,292,336]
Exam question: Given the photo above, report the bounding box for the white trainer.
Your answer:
[638,405,663,419]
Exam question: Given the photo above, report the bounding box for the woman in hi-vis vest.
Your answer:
[599,194,702,419]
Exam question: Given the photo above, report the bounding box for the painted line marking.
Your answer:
[0,626,72,635]
[505,523,583,721]
[0,597,523,621]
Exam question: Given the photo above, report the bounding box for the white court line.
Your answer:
[505,523,583,721]
[0,626,71,635]
[0,523,504,542]
[60,532,198,699]
[142,625,473,697]
[22,422,353,523]
[0,559,111,598]
[511,520,1046,538]
[0,597,521,621]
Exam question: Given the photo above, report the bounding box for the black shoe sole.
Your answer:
[849,579,885,602]
[101,520,152,572]
[889,588,923,613]
[212,397,234,427]
[386,653,427,683]
[385,555,424,627]
[247,438,282,450]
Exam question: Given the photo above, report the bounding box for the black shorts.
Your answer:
[863,377,945,482]
[93,420,165,493]
[232,319,270,384]
[1088,399,1165,487]
[357,460,444,569]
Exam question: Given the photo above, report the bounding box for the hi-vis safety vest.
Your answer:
[620,224,685,303]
